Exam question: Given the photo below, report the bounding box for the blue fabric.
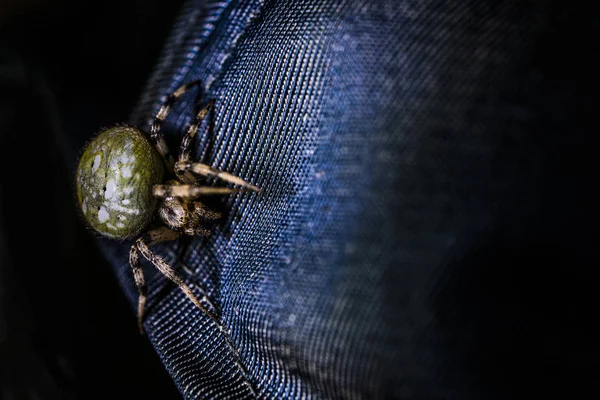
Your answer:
[96,0,564,398]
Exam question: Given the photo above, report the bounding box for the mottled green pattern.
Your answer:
[76,126,164,239]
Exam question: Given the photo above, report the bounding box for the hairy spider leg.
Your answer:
[174,160,262,192]
[128,249,146,334]
[171,98,261,191]
[174,99,215,185]
[178,100,215,165]
[150,80,203,170]
[153,184,249,198]
[193,201,222,220]
[131,226,220,333]
[129,226,180,334]
[136,227,255,395]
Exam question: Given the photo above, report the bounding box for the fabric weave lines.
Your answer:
[99,1,545,398]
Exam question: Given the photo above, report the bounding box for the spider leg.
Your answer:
[175,160,261,192]
[194,201,222,220]
[178,99,215,164]
[153,184,250,199]
[129,226,180,334]
[175,100,214,185]
[150,80,203,170]
[135,229,221,326]
[137,228,253,394]
[129,245,147,334]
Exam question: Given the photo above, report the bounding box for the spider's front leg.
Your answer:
[153,180,254,231]
[173,100,261,192]
[174,161,262,192]
[153,183,249,198]
[130,226,219,334]
[150,80,204,170]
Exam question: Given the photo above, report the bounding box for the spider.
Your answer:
[75,81,261,334]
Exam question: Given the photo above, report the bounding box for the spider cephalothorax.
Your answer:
[75,81,260,334]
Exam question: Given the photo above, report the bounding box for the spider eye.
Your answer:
[75,126,164,239]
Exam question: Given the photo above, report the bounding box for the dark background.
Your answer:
[0,1,183,398]
[1,1,599,399]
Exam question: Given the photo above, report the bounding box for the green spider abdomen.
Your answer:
[75,126,164,239]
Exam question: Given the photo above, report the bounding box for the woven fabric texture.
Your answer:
[97,1,559,398]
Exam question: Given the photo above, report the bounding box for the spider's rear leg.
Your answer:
[132,226,220,332]
[129,226,179,334]
[174,161,261,192]
[138,226,253,392]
